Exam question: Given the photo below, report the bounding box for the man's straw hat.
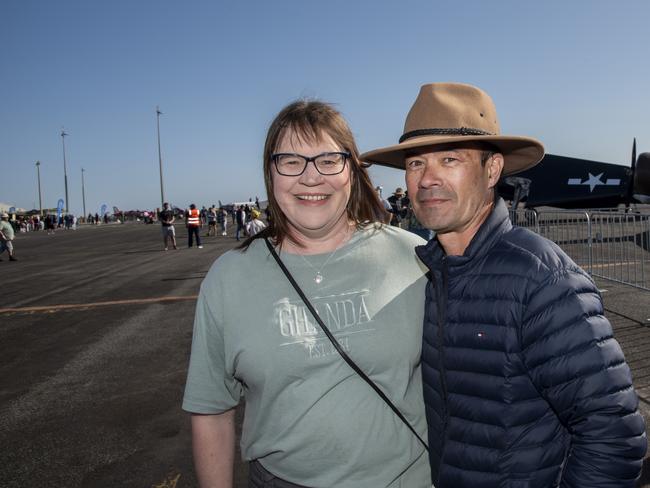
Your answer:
[360,82,544,175]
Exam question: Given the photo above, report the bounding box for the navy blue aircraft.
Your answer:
[498,140,650,209]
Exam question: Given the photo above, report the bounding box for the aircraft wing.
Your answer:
[498,154,633,208]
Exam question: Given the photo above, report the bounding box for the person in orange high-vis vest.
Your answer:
[186,203,203,249]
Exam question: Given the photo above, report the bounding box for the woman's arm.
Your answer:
[191,410,236,488]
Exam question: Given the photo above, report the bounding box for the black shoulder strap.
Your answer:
[264,238,428,451]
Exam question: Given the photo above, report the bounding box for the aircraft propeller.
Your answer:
[625,138,637,212]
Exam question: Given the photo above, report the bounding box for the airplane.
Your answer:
[498,140,650,209]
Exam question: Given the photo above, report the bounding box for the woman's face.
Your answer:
[272,129,352,242]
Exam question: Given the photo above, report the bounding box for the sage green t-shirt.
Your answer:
[0,220,14,241]
[183,225,431,487]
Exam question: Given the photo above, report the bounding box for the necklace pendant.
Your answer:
[314,273,323,284]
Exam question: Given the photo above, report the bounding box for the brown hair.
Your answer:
[240,100,388,250]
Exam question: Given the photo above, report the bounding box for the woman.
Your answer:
[183,100,431,487]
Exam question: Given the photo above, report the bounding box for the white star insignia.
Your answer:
[583,173,605,192]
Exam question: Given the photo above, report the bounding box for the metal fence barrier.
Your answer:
[509,209,650,291]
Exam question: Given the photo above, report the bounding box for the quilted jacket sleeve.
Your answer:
[521,266,647,487]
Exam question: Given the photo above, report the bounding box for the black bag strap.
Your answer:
[264,238,428,451]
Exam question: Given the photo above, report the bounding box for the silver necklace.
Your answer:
[299,244,342,284]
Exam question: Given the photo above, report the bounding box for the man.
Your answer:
[361,83,646,487]
[0,212,17,261]
[387,187,408,227]
[206,206,217,236]
[235,205,245,241]
[216,206,227,236]
[186,203,203,249]
[158,202,177,250]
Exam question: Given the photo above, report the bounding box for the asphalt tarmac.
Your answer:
[0,222,247,488]
[1,221,650,487]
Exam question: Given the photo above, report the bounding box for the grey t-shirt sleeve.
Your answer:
[182,284,242,413]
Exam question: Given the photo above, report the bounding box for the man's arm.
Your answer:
[191,410,236,488]
[522,267,647,487]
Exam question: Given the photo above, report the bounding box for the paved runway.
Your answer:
[1,222,649,487]
[0,222,247,488]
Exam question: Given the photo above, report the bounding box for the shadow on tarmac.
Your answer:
[161,276,205,282]
[122,249,166,254]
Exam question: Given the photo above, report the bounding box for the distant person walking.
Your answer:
[217,207,228,236]
[0,212,17,261]
[186,204,203,249]
[207,206,217,236]
[158,202,178,251]
[45,214,56,234]
[200,206,208,228]
[235,205,245,241]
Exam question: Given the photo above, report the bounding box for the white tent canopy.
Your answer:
[0,202,27,213]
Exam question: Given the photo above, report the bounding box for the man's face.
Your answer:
[404,143,503,236]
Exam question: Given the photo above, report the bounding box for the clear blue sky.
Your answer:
[2,0,649,214]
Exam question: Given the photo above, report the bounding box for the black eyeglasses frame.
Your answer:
[271,151,351,176]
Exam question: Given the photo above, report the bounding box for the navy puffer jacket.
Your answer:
[416,198,646,488]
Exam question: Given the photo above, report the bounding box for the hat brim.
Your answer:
[360,134,544,176]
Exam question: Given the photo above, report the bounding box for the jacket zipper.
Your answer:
[437,257,450,466]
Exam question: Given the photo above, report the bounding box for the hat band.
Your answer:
[399,127,494,143]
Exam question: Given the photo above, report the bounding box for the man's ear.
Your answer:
[487,153,504,188]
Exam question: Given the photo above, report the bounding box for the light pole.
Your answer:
[35,160,43,216]
[156,106,165,207]
[81,167,87,221]
[61,128,70,213]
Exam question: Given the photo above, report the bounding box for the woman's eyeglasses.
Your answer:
[271,152,350,176]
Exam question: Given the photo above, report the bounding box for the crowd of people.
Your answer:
[1,199,271,262]
[0,213,64,234]
[1,212,112,234]
[0,210,122,263]
[156,202,268,250]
